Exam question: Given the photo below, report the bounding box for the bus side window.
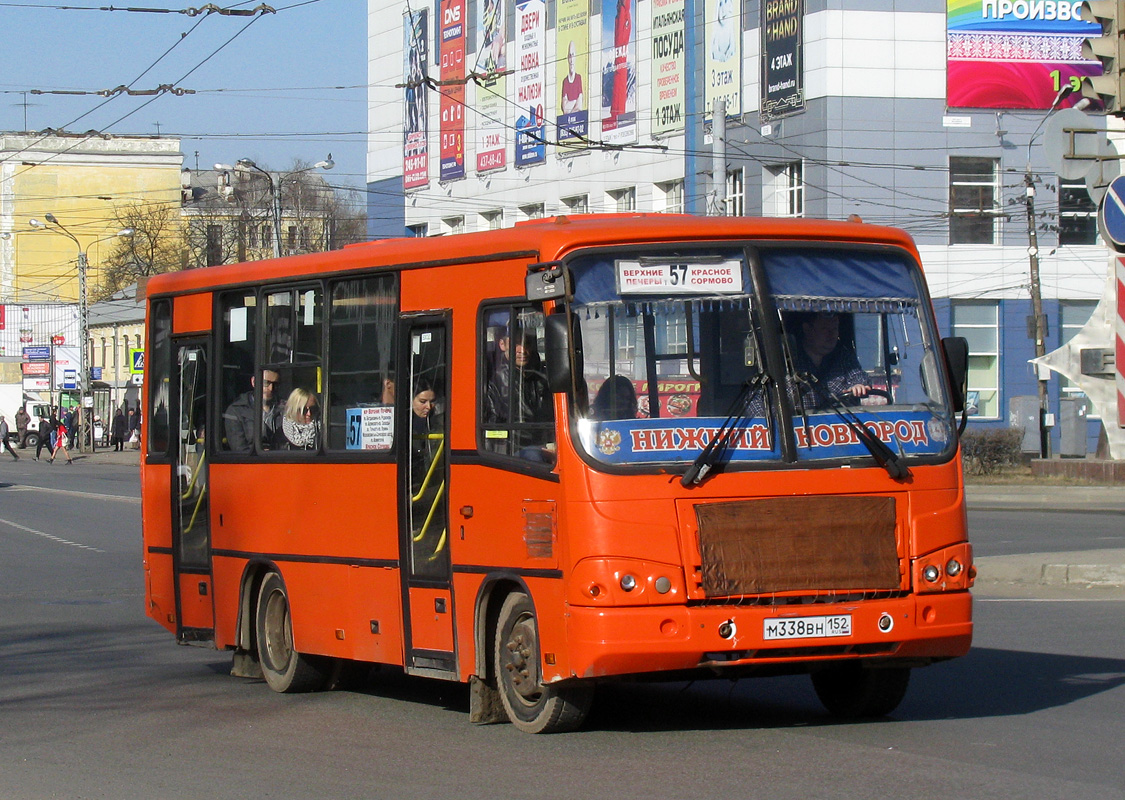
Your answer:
[326,274,399,451]
[480,304,555,463]
[218,291,257,452]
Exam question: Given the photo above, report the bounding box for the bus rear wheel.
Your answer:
[255,572,329,693]
[811,663,910,718]
[494,591,592,734]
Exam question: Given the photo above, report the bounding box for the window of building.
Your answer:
[442,216,465,236]
[658,180,684,213]
[481,210,503,230]
[480,303,554,463]
[520,203,545,220]
[1059,300,1099,413]
[248,224,259,249]
[562,194,589,214]
[952,301,1000,418]
[763,161,803,217]
[287,226,298,253]
[326,274,399,450]
[1058,179,1097,245]
[206,224,223,266]
[407,223,428,238]
[726,168,744,216]
[100,337,107,369]
[261,224,272,248]
[949,157,999,245]
[608,187,636,213]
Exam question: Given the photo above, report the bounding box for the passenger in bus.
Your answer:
[591,375,638,420]
[789,311,870,409]
[281,387,321,450]
[484,326,551,453]
[410,381,440,490]
[223,368,283,452]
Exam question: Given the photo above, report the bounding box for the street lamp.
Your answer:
[215,155,333,260]
[29,215,133,451]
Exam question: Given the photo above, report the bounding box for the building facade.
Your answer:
[367,0,1117,454]
[0,133,183,303]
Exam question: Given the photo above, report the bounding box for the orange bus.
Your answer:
[142,214,973,733]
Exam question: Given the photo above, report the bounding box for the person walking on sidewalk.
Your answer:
[50,418,73,465]
[35,414,53,461]
[0,415,18,460]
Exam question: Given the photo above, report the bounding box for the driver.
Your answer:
[789,311,870,409]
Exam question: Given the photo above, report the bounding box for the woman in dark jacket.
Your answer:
[111,409,127,452]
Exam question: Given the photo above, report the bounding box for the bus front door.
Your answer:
[172,341,214,642]
[399,317,456,676]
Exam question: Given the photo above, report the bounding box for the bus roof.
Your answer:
[144,214,920,298]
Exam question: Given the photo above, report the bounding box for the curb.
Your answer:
[975,549,1125,589]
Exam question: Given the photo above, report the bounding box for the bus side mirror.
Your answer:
[544,312,576,394]
[942,336,969,412]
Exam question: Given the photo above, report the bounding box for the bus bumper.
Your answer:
[564,592,972,680]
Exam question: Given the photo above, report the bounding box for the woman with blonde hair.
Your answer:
[281,387,320,450]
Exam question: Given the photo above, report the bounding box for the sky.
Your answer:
[0,0,368,189]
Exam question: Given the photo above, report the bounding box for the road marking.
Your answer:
[0,516,106,553]
[0,484,139,504]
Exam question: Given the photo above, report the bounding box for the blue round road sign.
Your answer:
[1100,175,1125,250]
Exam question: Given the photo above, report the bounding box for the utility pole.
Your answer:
[709,99,726,216]
[1023,169,1050,458]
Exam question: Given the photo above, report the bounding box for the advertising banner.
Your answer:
[475,0,508,173]
[650,0,685,135]
[761,0,803,120]
[555,0,590,149]
[516,0,547,166]
[439,0,467,181]
[403,9,430,190]
[600,0,637,144]
[947,0,1102,109]
[704,0,741,120]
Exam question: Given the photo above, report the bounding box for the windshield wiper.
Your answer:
[680,372,771,487]
[797,372,912,481]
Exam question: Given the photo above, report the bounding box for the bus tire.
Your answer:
[255,572,329,693]
[811,663,910,718]
[494,591,592,734]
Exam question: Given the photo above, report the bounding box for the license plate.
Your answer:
[763,614,851,641]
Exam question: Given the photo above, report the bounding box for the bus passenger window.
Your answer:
[218,291,257,452]
[327,275,398,451]
[480,305,555,463]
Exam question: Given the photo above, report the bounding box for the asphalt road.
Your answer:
[969,508,1125,557]
[1,460,1123,798]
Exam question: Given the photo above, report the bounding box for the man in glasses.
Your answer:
[223,368,283,452]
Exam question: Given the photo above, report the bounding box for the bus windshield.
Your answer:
[569,244,955,471]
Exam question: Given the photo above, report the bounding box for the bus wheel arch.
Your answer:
[493,590,592,733]
[254,569,330,693]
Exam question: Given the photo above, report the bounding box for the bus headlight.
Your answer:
[923,564,941,583]
[946,558,963,577]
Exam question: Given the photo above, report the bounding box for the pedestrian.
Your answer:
[0,415,18,460]
[64,408,78,449]
[14,407,30,448]
[50,418,73,465]
[111,407,127,452]
[35,414,53,461]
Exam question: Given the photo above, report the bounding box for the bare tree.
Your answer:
[96,200,188,299]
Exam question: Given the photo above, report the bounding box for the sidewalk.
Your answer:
[967,484,1125,594]
[58,446,142,466]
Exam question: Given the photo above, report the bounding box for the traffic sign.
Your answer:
[1099,174,1125,249]
[129,348,144,374]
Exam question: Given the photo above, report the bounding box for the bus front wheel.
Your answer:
[255,572,329,693]
[494,591,592,733]
[811,663,910,718]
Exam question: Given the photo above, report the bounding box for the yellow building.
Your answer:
[0,132,182,303]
